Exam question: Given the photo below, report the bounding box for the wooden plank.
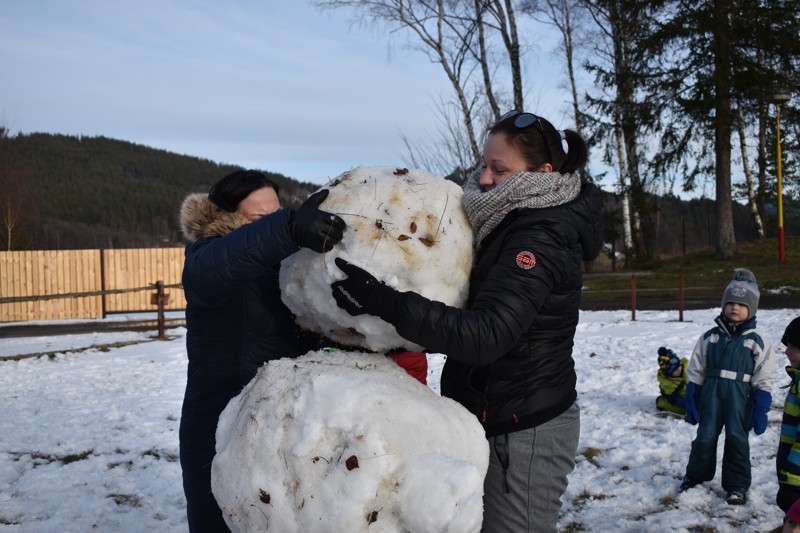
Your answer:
[1,252,16,321]
[12,251,23,320]
[0,252,8,321]
[65,251,75,317]
[52,251,61,319]
[135,248,145,311]
[129,248,139,312]
[89,249,102,317]
[0,252,10,321]
[108,249,122,312]
[74,251,83,317]
[30,251,40,318]
[24,251,33,319]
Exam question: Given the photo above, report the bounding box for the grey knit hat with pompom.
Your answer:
[720,268,760,317]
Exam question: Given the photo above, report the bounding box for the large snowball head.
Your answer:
[280,166,473,352]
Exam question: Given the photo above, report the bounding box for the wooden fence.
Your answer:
[0,248,186,322]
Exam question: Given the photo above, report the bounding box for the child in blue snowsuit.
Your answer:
[679,268,776,505]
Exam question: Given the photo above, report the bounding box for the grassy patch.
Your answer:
[581,446,603,467]
[61,450,93,464]
[687,526,717,533]
[660,494,677,507]
[15,449,94,465]
[560,522,588,532]
[108,493,143,508]
[107,460,134,470]
[141,448,178,462]
[582,236,800,304]
[572,489,611,509]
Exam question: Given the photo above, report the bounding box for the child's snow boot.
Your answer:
[679,476,701,492]
[725,489,747,505]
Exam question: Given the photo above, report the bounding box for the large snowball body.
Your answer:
[211,350,489,533]
[280,166,473,352]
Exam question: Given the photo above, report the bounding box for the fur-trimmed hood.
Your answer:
[180,193,250,243]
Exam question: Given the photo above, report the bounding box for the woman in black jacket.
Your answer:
[331,111,603,533]
[179,170,345,532]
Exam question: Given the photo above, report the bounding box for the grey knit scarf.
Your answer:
[462,167,582,248]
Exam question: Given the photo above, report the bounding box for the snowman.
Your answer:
[211,166,488,533]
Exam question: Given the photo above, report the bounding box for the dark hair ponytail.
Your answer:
[560,129,588,174]
[208,170,279,212]
[490,112,588,176]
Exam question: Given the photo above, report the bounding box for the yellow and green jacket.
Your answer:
[656,357,689,415]
[778,366,800,487]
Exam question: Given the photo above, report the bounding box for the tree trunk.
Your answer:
[614,123,634,264]
[757,100,768,227]
[490,0,523,111]
[713,0,736,259]
[475,0,500,118]
[557,0,580,133]
[736,101,765,238]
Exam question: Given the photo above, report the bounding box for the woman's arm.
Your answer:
[333,227,569,365]
[183,208,298,307]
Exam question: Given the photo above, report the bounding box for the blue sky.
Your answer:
[1,0,576,185]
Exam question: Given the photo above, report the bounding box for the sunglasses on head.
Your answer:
[498,110,544,132]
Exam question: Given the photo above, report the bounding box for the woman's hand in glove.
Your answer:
[331,258,380,316]
[290,189,346,253]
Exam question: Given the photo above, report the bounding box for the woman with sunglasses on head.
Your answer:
[331,111,603,532]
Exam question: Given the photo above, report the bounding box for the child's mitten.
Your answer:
[685,382,702,425]
[748,388,771,435]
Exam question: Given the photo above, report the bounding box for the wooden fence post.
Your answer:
[154,280,166,339]
[100,248,107,319]
[679,273,685,322]
[631,274,637,321]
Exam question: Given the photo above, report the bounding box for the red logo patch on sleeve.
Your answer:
[515,250,536,269]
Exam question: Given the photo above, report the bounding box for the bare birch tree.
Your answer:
[579,0,658,262]
[735,100,766,238]
[0,127,33,250]
[519,0,581,132]
[312,0,528,171]
[613,121,634,260]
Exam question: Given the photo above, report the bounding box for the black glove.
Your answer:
[331,257,380,316]
[290,189,346,253]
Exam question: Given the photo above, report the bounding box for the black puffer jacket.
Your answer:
[379,183,603,437]
[178,194,316,532]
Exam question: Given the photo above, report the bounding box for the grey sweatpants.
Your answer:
[481,402,580,533]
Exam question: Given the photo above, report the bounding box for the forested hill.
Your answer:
[4,133,319,250]
[1,131,780,255]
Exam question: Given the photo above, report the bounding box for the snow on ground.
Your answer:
[0,308,797,532]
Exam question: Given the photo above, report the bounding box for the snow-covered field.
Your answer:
[0,308,796,532]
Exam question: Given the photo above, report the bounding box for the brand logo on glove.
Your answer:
[515,251,536,269]
[336,286,363,308]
